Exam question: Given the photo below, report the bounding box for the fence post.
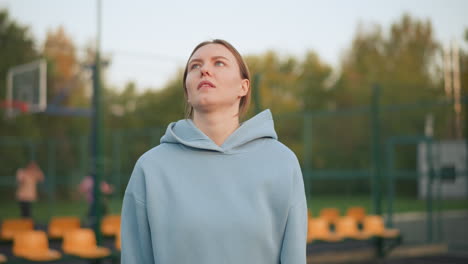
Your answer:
[463,88,468,209]
[371,84,382,215]
[47,139,56,217]
[385,140,395,227]
[112,131,122,199]
[28,141,36,161]
[371,84,383,257]
[80,135,88,179]
[425,137,435,243]
[303,112,313,199]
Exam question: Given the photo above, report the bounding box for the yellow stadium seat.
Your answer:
[307,218,342,243]
[13,230,61,261]
[363,215,400,238]
[48,216,80,239]
[319,208,341,225]
[101,215,121,236]
[336,217,371,240]
[0,218,34,241]
[63,228,111,259]
[346,206,366,223]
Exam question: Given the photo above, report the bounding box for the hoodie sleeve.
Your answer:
[120,160,155,264]
[280,165,308,264]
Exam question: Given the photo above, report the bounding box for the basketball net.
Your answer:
[0,100,29,118]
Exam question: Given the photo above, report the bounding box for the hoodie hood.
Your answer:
[160,109,278,153]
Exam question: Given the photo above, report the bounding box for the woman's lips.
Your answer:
[198,80,215,89]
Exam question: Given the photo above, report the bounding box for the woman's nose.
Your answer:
[200,65,211,76]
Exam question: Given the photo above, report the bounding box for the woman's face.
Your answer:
[185,44,249,114]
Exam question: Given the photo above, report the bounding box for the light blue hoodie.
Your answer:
[121,109,307,264]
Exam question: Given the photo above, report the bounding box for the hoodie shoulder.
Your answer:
[139,143,178,164]
[265,139,301,167]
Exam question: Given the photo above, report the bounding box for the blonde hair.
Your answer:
[183,39,251,119]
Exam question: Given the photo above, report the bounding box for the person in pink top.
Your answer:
[16,161,44,218]
[78,175,114,222]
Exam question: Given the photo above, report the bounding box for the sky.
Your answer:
[1,0,467,92]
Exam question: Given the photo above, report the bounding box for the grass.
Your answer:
[0,196,467,224]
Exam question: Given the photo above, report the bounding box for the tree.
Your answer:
[0,9,38,114]
[245,50,332,114]
[337,14,441,107]
[43,26,90,108]
[297,51,333,111]
[0,10,38,97]
[245,50,333,163]
[0,9,39,179]
[462,28,468,141]
[246,51,301,114]
[320,14,444,172]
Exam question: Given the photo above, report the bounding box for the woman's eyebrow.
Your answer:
[188,58,203,64]
[189,55,229,65]
[212,56,229,61]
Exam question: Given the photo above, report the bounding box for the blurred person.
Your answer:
[16,161,44,218]
[78,174,114,223]
[121,39,307,264]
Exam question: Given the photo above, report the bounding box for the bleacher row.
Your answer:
[0,215,121,263]
[0,207,401,262]
[307,206,401,243]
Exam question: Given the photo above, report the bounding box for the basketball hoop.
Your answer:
[0,100,29,118]
[4,59,46,119]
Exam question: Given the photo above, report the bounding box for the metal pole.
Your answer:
[371,84,383,257]
[91,0,104,245]
[79,135,87,184]
[464,63,468,212]
[425,138,434,243]
[386,140,395,227]
[452,41,462,138]
[436,167,443,242]
[303,113,313,200]
[371,84,382,215]
[28,141,36,161]
[112,132,122,199]
[47,140,56,217]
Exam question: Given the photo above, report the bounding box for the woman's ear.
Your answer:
[239,79,250,97]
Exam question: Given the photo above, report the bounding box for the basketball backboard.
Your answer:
[5,59,47,117]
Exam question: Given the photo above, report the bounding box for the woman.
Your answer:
[121,39,307,263]
[16,161,44,218]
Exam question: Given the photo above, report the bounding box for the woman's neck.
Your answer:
[193,108,240,146]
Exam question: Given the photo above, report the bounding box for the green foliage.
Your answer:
[338,14,442,106]
[311,13,446,170]
[1,12,466,200]
[0,9,38,122]
[105,71,185,131]
[0,10,40,176]
[0,10,38,99]
[245,50,332,114]
[462,28,468,97]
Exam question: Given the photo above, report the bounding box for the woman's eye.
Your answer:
[190,64,201,70]
[215,61,225,67]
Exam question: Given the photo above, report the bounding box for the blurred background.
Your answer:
[0,0,467,263]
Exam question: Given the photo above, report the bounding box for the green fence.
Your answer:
[1,87,467,249]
